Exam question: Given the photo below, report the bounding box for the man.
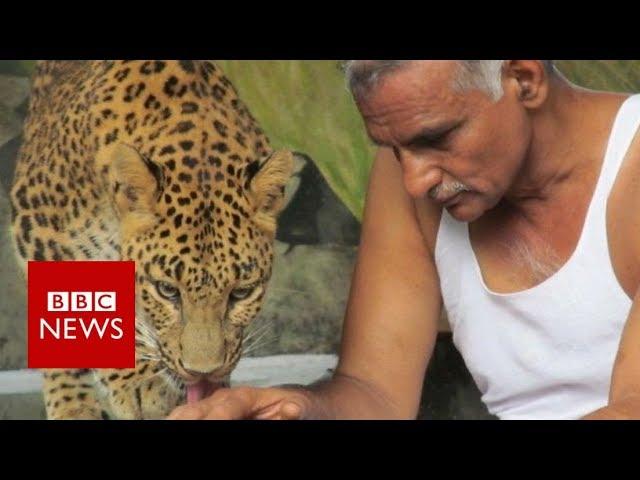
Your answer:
[168,60,640,420]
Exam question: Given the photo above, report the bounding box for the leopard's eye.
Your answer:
[230,286,256,302]
[155,281,180,302]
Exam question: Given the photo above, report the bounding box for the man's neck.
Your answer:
[504,78,627,214]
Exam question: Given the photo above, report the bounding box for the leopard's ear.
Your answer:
[96,143,164,235]
[245,149,295,236]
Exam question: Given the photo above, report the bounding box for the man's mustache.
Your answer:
[428,182,471,200]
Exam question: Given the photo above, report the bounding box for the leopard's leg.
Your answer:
[42,368,103,420]
[138,371,185,419]
[96,360,184,419]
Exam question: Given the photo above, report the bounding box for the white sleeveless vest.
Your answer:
[435,94,640,419]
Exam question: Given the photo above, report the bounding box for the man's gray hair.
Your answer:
[343,60,555,102]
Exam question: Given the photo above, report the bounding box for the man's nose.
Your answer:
[400,152,442,199]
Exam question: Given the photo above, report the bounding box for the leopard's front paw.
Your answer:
[47,404,102,420]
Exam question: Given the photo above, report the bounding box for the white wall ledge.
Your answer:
[0,354,338,395]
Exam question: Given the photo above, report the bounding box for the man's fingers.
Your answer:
[168,387,257,420]
[167,404,204,420]
[166,387,313,420]
[280,401,304,420]
[202,394,254,420]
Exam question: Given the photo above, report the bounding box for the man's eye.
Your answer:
[230,286,256,302]
[415,134,448,149]
[155,281,180,301]
[392,146,402,162]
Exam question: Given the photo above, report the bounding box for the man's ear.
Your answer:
[502,60,550,109]
[96,143,164,234]
[245,149,296,236]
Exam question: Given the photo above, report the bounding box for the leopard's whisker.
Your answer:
[243,331,277,356]
[243,323,273,352]
[243,319,273,344]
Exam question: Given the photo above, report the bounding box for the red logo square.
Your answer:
[27,261,135,369]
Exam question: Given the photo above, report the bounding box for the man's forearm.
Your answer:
[281,372,411,420]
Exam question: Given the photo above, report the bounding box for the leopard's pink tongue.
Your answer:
[187,380,209,404]
[186,380,225,404]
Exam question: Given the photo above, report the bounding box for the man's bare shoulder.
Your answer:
[413,193,443,257]
[605,94,640,297]
[370,148,443,257]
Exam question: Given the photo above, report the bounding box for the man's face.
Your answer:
[357,61,532,222]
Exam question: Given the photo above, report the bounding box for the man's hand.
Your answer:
[167,385,324,420]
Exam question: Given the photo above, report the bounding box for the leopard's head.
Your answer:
[97,141,294,398]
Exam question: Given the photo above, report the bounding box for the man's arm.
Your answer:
[305,147,443,418]
[583,287,640,419]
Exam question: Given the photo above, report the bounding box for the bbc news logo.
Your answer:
[28,261,135,368]
[42,292,123,340]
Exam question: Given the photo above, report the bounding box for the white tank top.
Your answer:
[435,94,640,420]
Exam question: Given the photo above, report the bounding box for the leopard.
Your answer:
[9,60,295,419]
